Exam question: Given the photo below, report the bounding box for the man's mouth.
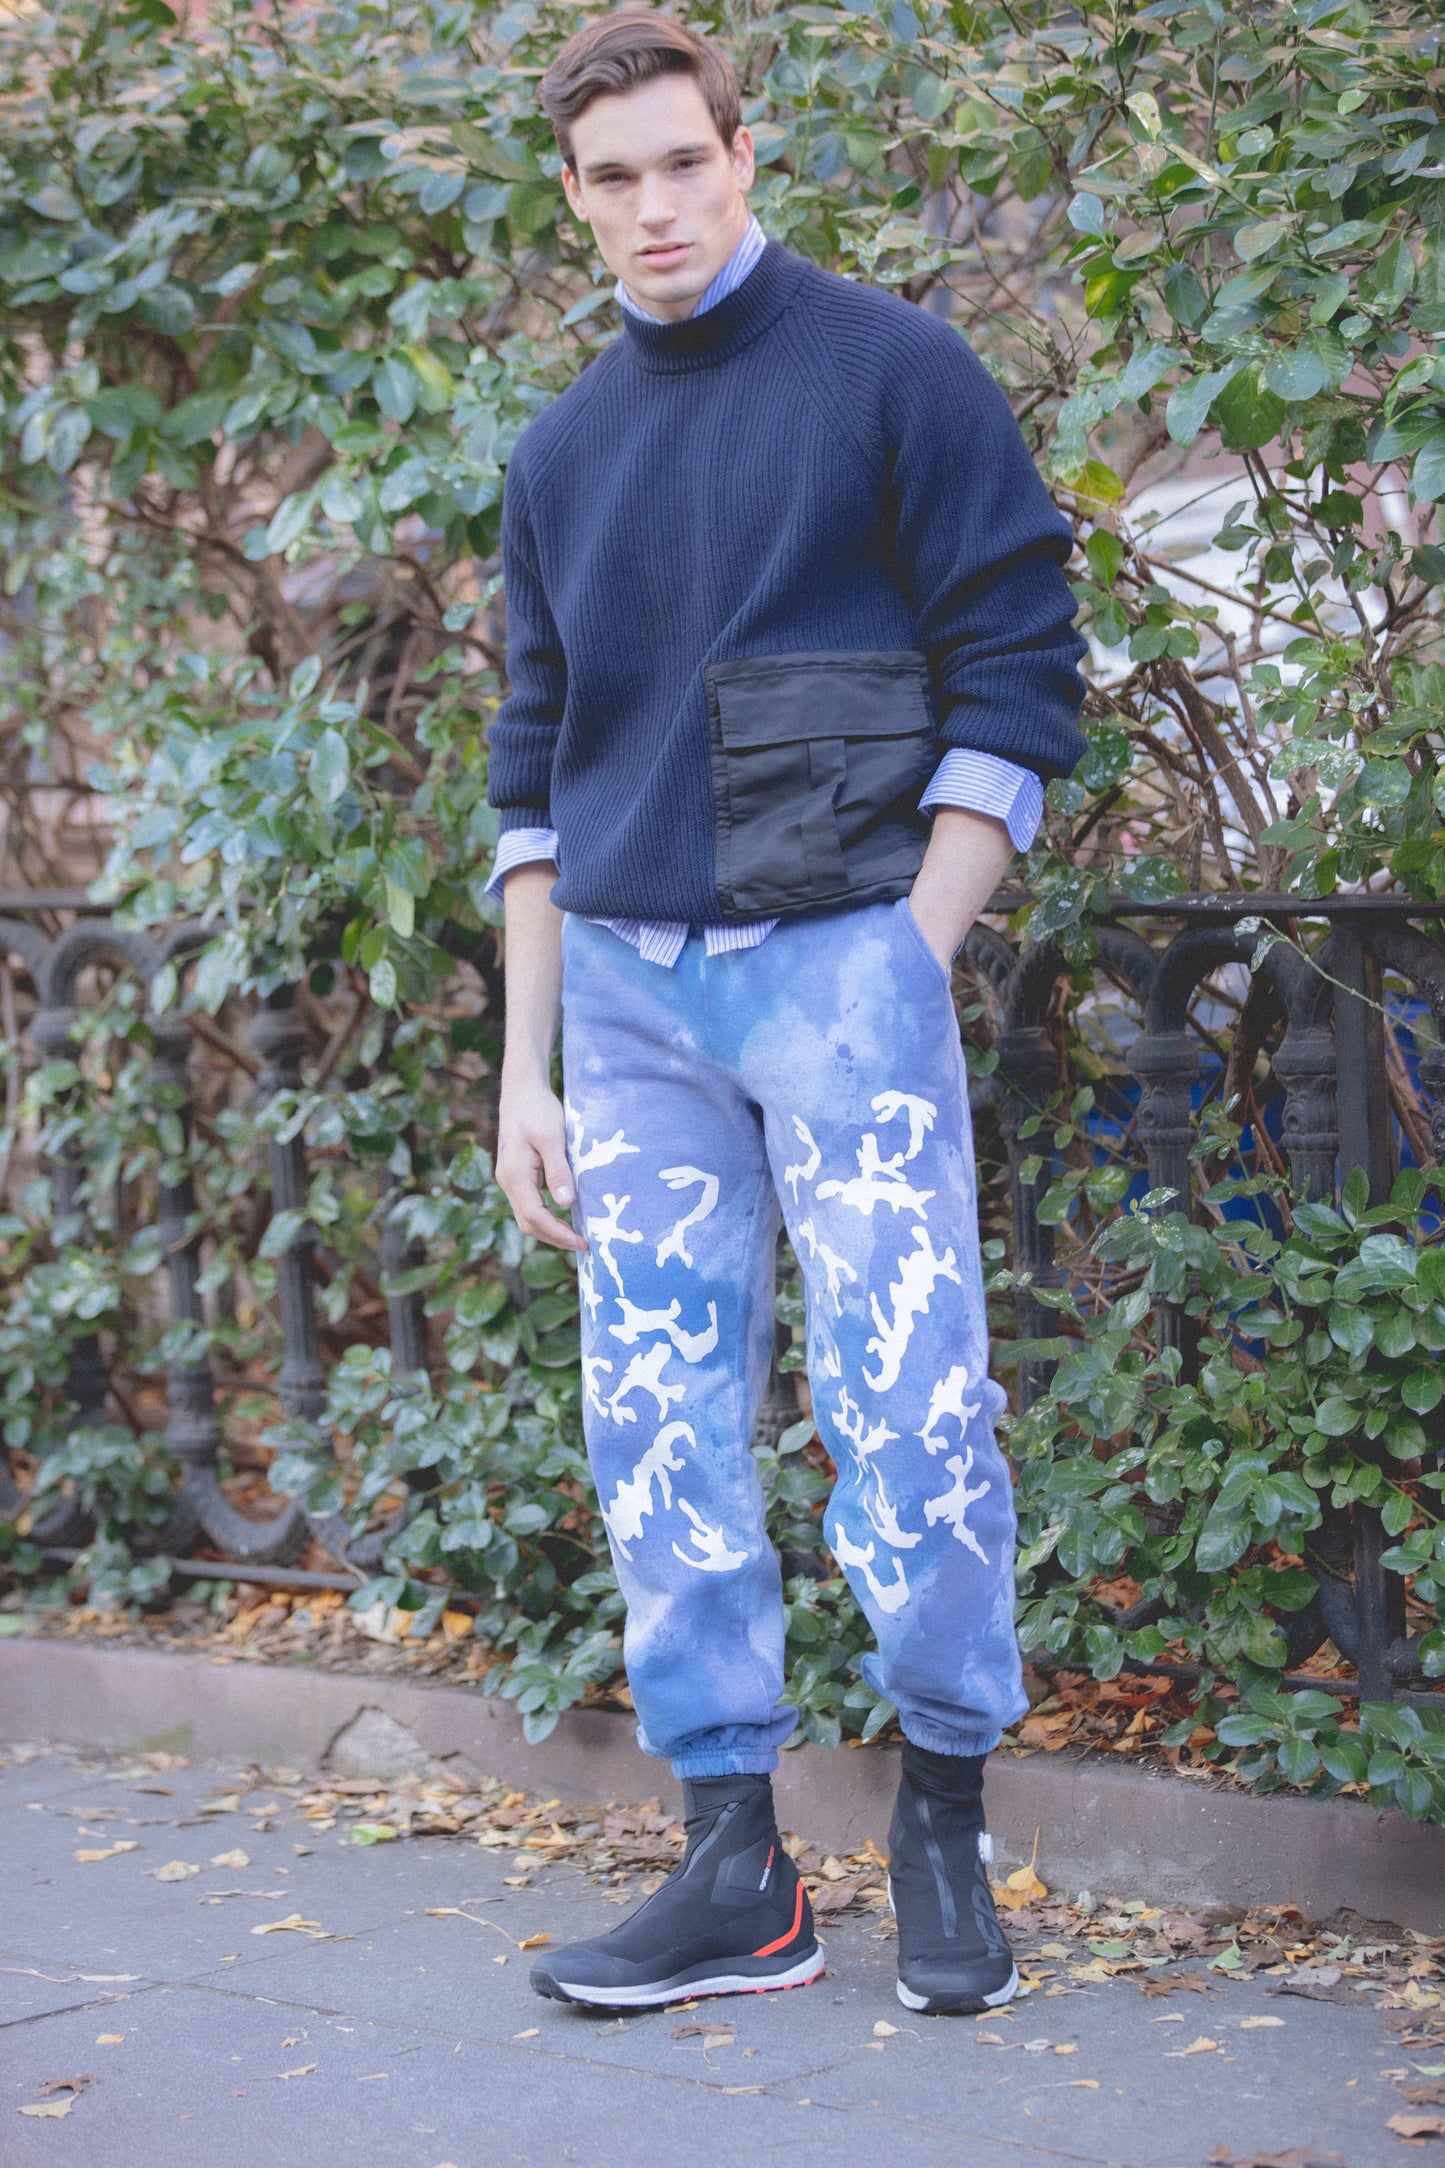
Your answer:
[636,242,692,271]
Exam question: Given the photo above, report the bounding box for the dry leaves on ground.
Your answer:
[1207,2151,1344,2168]
[17,2075,96,2120]
[1388,2112,1445,2142]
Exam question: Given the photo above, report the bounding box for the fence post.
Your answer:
[249,986,327,1433]
[1332,914,1404,1702]
[25,997,108,1545]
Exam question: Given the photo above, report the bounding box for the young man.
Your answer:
[488,12,1086,2016]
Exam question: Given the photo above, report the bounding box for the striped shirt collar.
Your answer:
[616,213,766,324]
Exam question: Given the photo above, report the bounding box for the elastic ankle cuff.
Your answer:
[901,1721,1001,1760]
[671,1751,780,1779]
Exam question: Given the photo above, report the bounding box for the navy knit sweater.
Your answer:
[487,240,1087,925]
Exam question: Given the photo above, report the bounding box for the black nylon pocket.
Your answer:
[705,650,935,917]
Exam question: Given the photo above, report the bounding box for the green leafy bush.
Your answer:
[1,0,1443,1792]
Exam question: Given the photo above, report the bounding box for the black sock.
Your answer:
[900,1741,986,1814]
[681,1773,774,1849]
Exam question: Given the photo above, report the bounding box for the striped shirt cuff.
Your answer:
[484,826,559,903]
[920,749,1043,855]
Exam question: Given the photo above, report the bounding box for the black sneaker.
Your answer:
[889,1742,1019,2015]
[530,1774,823,2010]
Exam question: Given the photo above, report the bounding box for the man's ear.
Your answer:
[561,162,588,223]
[730,124,756,195]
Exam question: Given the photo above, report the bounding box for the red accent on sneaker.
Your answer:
[752,1879,805,1958]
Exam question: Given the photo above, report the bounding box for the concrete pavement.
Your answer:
[0,1744,1422,2167]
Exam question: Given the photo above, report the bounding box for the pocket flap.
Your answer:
[705,649,933,749]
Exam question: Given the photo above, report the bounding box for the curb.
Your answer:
[2,1638,1441,1932]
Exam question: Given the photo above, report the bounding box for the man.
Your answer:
[487,11,1086,2016]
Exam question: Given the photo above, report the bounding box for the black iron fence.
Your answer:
[1,888,1442,1711]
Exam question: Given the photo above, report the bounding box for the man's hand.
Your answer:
[495,860,588,1255]
[496,1075,587,1253]
[907,804,1018,971]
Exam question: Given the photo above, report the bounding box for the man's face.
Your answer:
[561,74,755,323]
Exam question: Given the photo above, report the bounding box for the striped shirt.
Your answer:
[487,216,1043,966]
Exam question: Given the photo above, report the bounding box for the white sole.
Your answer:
[896,1962,1020,2013]
[549,1945,826,2009]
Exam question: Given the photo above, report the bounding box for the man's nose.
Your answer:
[635,172,677,229]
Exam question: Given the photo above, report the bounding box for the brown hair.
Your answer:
[540,10,742,169]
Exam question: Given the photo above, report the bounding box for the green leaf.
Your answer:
[1262,346,1328,403]
[263,492,312,555]
[384,877,415,938]
[1412,430,1445,503]
[1402,1370,1443,1414]
[1215,366,1288,452]
[1165,367,1236,447]
[373,355,418,424]
[1312,1396,1358,1437]
[1162,261,1207,327]
[309,729,349,805]
[382,835,432,897]
[1234,216,1290,263]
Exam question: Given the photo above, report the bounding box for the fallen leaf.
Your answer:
[518,1933,550,1951]
[975,2031,1009,2047]
[277,2064,317,2080]
[199,1794,241,1814]
[35,2077,94,2097]
[1,1969,140,1984]
[873,2021,900,2038]
[512,2028,539,2040]
[1140,1968,1215,1998]
[347,1824,397,1846]
[18,2100,73,2119]
[250,1913,325,1938]
[1387,2113,1445,2141]
[1207,2146,1344,2166]
[74,1842,141,1863]
[1165,2035,1220,2057]
[280,2036,304,2050]
[1069,2078,1101,2089]
[721,2085,764,2095]
[95,2035,124,2046]
[1267,1979,1356,2006]
[1054,2042,1079,2055]
[357,2072,388,2082]
[150,1861,200,1882]
[210,1849,249,1869]
[1238,2015,1286,2030]
[995,1826,1048,1911]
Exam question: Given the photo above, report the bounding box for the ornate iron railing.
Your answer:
[1,889,1442,1709]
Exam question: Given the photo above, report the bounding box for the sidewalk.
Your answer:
[0,1744,1428,2167]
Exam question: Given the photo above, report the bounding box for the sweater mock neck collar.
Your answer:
[619,241,806,374]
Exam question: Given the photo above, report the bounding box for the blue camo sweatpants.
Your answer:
[560,898,1027,1779]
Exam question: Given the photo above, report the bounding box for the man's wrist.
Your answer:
[501,1062,555,1099]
